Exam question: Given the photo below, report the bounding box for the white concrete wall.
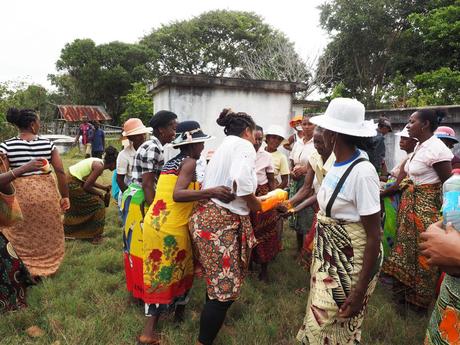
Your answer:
[154,86,295,160]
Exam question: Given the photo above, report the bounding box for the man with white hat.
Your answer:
[116,118,153,195]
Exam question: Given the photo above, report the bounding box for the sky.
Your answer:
[0,0,329,88]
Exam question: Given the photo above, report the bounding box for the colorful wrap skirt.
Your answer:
[142,174,198,315]
[383,180,442,308]
[250,184,281,264]
[64,175,105,239]
[2,174,64,276]
[425,274,460,344]
[0,233,32,313]
[289,177,315,236]
[122,183,147,300]
[189,200,257,301]
[297,213,382,345]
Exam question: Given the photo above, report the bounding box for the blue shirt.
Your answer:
[92,129,105,152]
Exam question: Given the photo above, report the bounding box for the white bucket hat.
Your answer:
[395,125,414,139]
[265,125,286,140]
[310,98,376,137]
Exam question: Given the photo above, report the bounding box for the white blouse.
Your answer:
[290,138,315,166]
[203,135,257,216]
[404,135,453,185]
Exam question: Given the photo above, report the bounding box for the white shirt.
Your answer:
[317,151,380,222]
[195,157,207,183]
[404,135,453,185]
[116,144,136,186]
[255,146,275,185]
[203,135,257,216]
[290,138,315,166]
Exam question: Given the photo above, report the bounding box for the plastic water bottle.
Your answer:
[442,169,460,231]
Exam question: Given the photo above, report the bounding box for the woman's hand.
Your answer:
[60,197,70,212]
[104,185,111,193]
[22,159,45,174]
[420,221,460,267]
[210,186,235,203]
[292,164,308,177]
[338,288,365,318]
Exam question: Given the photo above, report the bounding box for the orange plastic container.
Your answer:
[259,189,288,213]
[41,158,51,172]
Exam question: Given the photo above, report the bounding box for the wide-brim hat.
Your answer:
[172,120,214,148]
[122,118,153,137]
[309,98,376,137]
[435,126,459,143]
[265,125,286,140]
[289,115,303,127]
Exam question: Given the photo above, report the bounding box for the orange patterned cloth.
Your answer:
[1,174,64,277]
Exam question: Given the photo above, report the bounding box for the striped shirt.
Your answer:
[0,136,55,176]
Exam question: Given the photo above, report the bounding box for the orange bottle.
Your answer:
[41,158,51,173]
[259,189,288,213]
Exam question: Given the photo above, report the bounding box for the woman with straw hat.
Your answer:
[296,98,383,345]
[138,121,233,345]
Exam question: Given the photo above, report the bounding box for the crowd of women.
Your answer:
[1,98,459,345]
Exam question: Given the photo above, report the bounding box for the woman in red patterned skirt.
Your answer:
[250,125,279,282]
[189,109,262,345]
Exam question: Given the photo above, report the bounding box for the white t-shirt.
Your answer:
[203,135,257,216]
[404,135,453,185]
[290,138,315,166]
[255,147,275,186]
[317,151,380,222]
[116,144,137,186]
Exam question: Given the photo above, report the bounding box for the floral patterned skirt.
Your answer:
[0,233,32,313]
[425,274,460,344]
[250,184,281,264]
[189,200,256,301]
[383,181,442,308]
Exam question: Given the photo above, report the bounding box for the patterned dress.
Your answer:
[189,200,257,301]
[250,184,281,264]
[383,180,442,308]
[297,213,383,345]
[425,274,460,344]
[142,154,198,315]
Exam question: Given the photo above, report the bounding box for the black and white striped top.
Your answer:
[0,136,55,176]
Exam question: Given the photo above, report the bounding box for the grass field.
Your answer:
[0,151,429,345]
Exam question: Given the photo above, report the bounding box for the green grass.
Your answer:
[0,152,429,345]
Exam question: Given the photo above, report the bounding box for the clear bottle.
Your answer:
[442,169,460,231]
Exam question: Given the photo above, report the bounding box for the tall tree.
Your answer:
[49,39,154,123]
[141,10,307,81]
[317,0,442,107]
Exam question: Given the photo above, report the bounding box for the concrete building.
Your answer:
[150,74,307,158]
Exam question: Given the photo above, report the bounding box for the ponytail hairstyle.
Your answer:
[216,108,256,136]
[416,108,446,132]
[6,108,38,129]
[103,146,118,165]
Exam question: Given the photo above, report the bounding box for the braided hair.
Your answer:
[216,108,256,136]
[6,108,38,129]
[416,108,446,132]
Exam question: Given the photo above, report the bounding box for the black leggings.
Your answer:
[198,295,234,345]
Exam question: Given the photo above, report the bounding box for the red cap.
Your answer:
[452,169,460,174]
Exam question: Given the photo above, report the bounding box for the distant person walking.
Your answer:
[1,108,70,278]
[91,122,105,158]
[75,117,94,158]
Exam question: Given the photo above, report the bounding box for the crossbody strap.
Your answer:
[325,158,367,218]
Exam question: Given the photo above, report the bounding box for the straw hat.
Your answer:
[172,121,214,148]
[435,126,459,144]
[289,115,303,128]
[122,118,153,137]
[309,98,376,137]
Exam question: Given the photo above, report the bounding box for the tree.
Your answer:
[141,10,305,79]
[49,39,154,124]
[120,82,153,125]
[317,0,444,107]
